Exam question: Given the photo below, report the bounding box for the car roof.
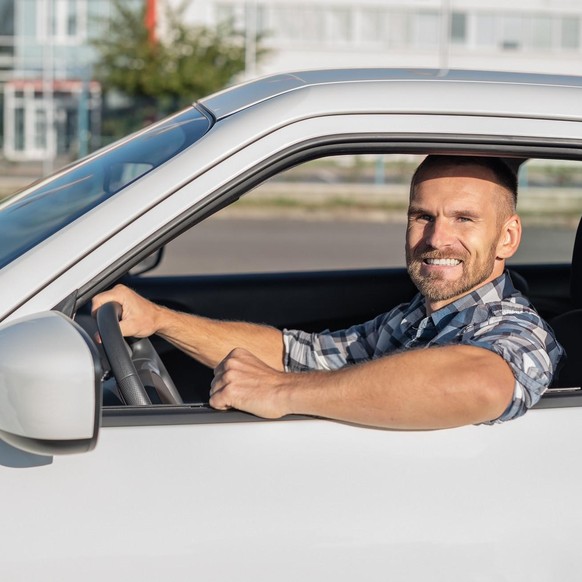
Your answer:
[200,68,582,122]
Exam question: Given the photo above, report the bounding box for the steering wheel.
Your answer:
[95,301,183,406]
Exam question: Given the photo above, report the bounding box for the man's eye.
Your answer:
[457,216,473,223]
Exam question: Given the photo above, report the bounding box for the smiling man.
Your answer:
[92,155,564,429]
[406,155,519,313]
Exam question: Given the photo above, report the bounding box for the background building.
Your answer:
[3,0,114,164]
[3,0,582,165]
[187,0,582,78]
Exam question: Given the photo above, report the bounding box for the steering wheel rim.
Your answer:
[95,302,151,405]
[96,301,184,406]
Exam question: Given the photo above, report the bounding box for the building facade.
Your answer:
[185,0,582,78]
[4,0,582,162]
[3,0,112,162]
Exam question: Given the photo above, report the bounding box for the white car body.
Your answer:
[0,69,581,580]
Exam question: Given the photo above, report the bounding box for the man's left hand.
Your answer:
[210,348,293,418]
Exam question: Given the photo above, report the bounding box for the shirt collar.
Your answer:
[423,272,517,327]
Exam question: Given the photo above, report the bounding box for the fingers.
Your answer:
[209,348,251,408]
[209,348,289,418]
[91,284,157,338]
[90,284,131,317]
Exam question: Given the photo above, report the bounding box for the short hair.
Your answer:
[410,155,518,212]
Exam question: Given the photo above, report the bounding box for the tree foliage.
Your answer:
[92,0,262,116]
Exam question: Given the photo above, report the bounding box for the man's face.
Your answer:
[405,164,513,313]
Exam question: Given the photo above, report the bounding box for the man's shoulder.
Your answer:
[457,273,541,323]
[464,294,550,337]
[489,290,544,319]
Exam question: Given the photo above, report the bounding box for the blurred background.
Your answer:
[0,0,581,203]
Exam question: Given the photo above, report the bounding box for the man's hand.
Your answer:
[211,344,514,429]
[91,285,285,370]
[210,348,293,418]
[91,284,164,338]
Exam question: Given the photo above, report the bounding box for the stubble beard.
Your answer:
[406,243,499,304]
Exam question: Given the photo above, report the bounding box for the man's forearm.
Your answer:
[210,345,516,429]
[286,345,515,428]
[90,284,286,371]
[155,306,285,370]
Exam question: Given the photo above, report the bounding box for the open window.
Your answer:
[82,150,582,414]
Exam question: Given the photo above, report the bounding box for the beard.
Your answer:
[406,243,498,304]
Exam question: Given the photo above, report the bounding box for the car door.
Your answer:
[1,404,580,581]
[2,110,582,581]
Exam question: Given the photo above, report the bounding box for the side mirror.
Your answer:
[0,311,102,456]
[128,247,164,276]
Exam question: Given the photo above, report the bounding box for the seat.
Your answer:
[508,269,529,296]
[549,217,582,387]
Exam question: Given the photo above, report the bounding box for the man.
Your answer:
[92,155,564,429]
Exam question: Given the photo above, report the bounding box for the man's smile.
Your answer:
[423,258,462,267]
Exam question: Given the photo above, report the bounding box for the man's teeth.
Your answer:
[425,258,461,266]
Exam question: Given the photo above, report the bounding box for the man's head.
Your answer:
[405,155,521,313]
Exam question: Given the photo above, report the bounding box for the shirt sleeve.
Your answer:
[460,308,564,423]
[283,311,396,372]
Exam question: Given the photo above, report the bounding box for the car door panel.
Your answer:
[0,407,580,581]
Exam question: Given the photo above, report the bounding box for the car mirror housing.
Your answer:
[128,247,164,276]
[0,311,102,456]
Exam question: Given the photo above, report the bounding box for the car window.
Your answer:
[509,159,581,265]
[148,154,581,277]
[150,154,420,275]
[0,106,212,271]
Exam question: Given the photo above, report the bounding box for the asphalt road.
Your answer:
[149,217,576,276]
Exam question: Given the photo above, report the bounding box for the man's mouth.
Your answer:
[423,258,462,266]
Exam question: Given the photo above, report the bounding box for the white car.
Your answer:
[1,69,581,581]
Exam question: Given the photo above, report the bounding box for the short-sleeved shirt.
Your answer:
[283,272,564,423]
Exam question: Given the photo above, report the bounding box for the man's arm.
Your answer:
[91,284,285,370]
[210,345,515,429]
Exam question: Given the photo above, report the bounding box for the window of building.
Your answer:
[500,15,523,50]
[34,107,47,150]
[263,6,307,42]
[86,0,113,39]
[561,17,580,49]
[413,11,439,48]
[475,14,497,47]
[0,0,14,36]
[302,7,325,42]
[471,10,581,54]
[14,107,24,151]
[359,8,386,44]
[327,7,351,44]
[66,0,78,36]
[37,0,86,43]
[530,15,552,50]
[450,12,467,44]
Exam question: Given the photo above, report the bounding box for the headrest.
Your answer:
[570,217,582,307]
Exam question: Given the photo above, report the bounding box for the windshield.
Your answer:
[0,106,212,270]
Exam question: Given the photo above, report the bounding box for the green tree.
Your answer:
[92,0,264,133]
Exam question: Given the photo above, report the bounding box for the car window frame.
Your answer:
[79,134,582,424]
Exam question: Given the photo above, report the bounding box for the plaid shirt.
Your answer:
[283,272,564,423]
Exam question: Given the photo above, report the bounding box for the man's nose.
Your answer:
[424,218,454,248]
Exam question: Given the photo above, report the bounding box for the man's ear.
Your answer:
[496,215,522,260]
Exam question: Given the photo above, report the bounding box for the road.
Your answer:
[149,217,576,276]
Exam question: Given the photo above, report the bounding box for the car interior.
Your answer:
[75,151,582,411]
